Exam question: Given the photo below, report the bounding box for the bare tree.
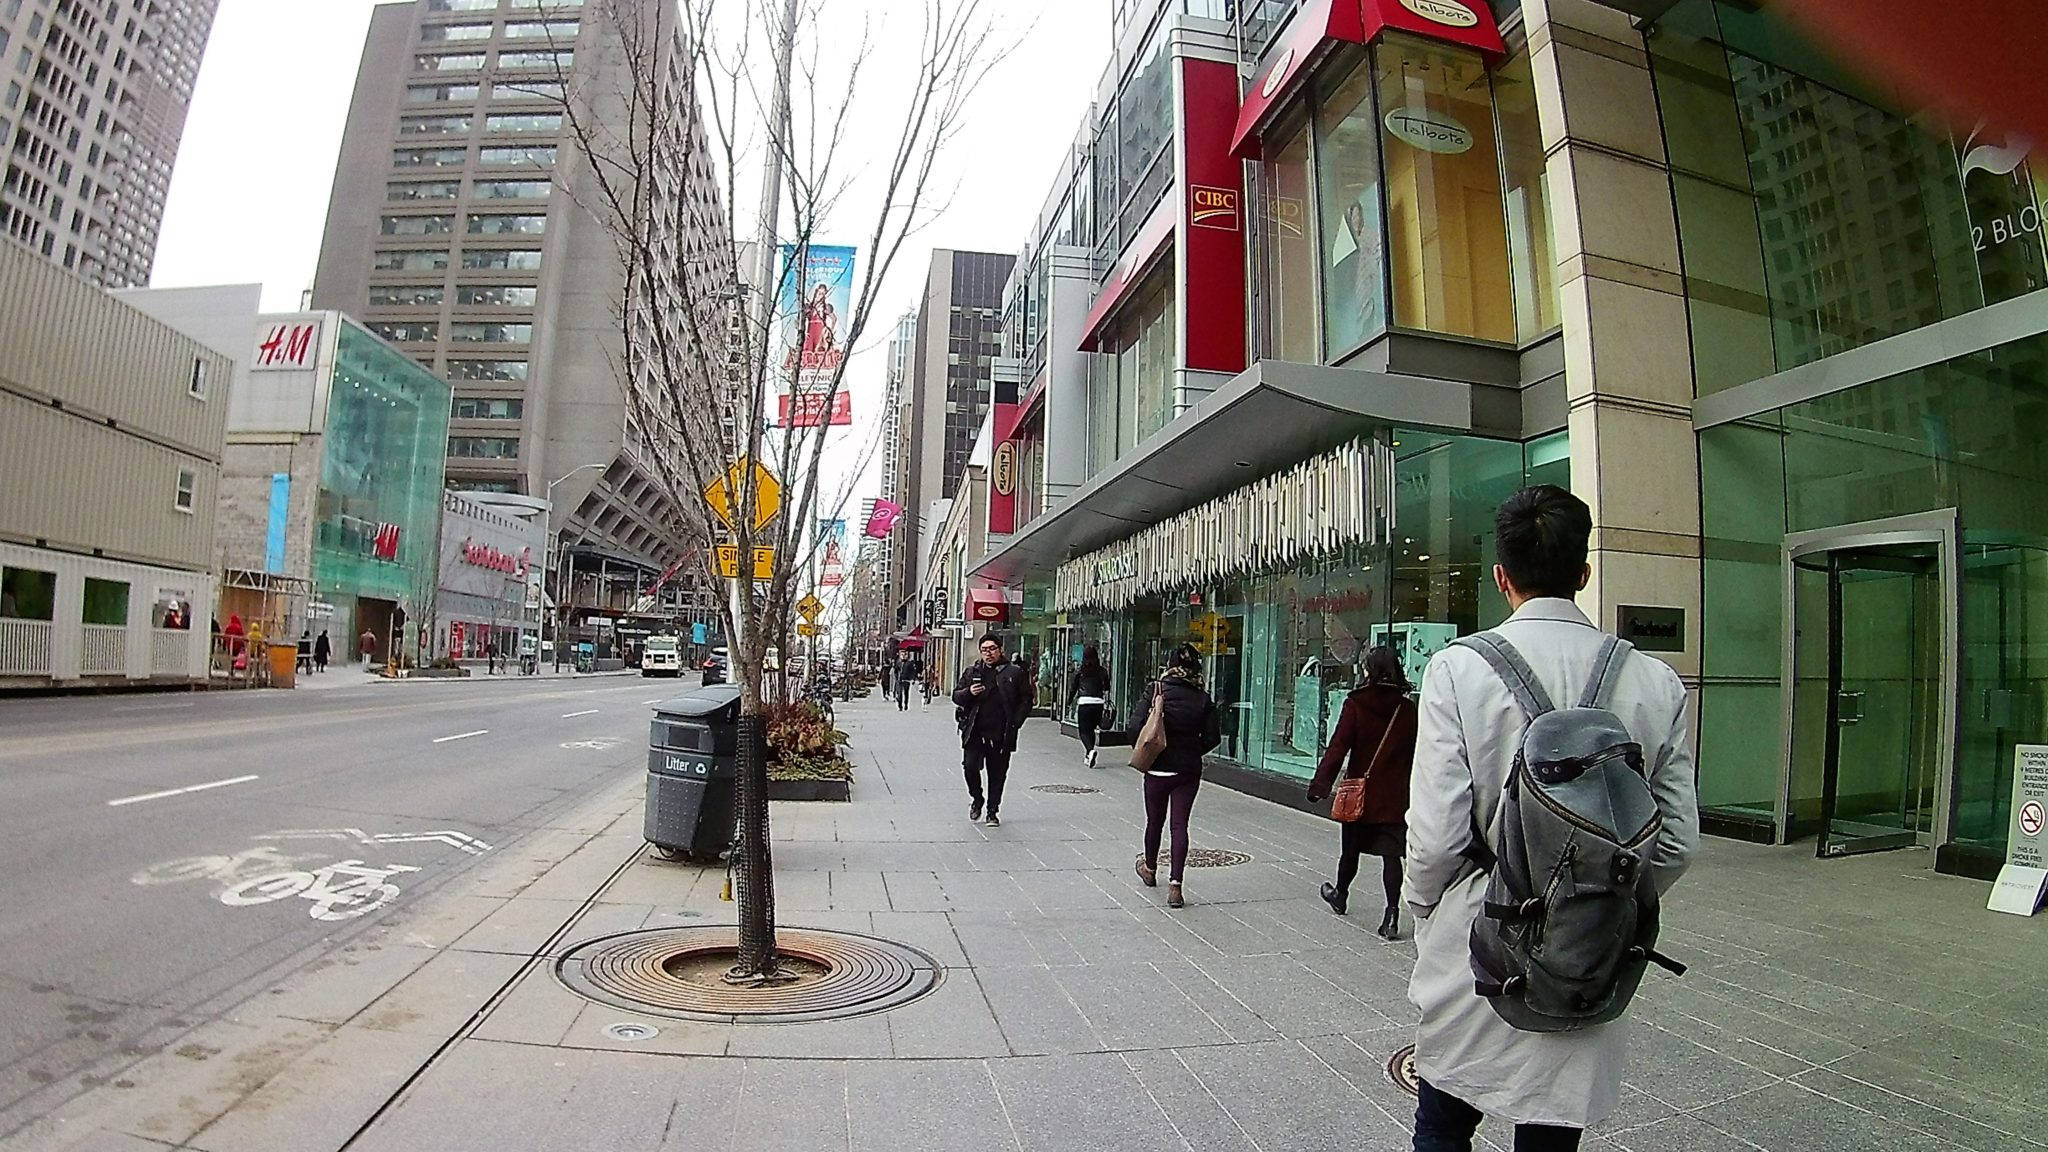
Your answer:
[547,0,1004,981]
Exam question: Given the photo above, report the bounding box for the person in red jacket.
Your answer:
[1307,646,1418,939]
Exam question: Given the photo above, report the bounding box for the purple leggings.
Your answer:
[1142,771,1201,882]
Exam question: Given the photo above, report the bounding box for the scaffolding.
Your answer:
[213,568,314,687]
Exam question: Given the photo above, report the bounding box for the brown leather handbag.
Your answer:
[1128,683,1169,771]
[1331,700,1404,823]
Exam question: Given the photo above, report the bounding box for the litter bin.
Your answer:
[645,683,743,863]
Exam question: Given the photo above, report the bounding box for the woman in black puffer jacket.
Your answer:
[1105,644,1220,908]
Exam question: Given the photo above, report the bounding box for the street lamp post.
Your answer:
[543,463,605,672]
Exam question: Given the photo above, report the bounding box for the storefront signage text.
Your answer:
[1191,185,1240,231]
[992,441,1017,496]
[1399,0,1480,28]
[462,539,530,577]
[253,320,320,370]
[1056,436,1395,612]
[1385,107,1474,154]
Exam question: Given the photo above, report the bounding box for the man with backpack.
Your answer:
[1404,486,1698,1151]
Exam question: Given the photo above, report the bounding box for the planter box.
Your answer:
[768,778,850,802]
[411,667,470,679]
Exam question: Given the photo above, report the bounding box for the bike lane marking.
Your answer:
[561,709,600,718]
[107,774,259,807]
[432,730,489,743]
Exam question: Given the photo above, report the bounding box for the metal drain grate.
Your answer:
[1184,848,1253,868]
[556,926,941,1024]
[1030,784,1100,794]
[1387,1044,1419,1096]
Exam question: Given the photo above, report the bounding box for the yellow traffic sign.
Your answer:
[795,594,825,621]
[702,457,783,534]
[714,544,775,580]
[796,622,823,637]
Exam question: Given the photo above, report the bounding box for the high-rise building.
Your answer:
[877,311,913,625]
[310,0,732,593]
[0,0,218,286]
[900,249,1012,623]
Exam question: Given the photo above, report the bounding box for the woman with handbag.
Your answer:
[1103,643,1220,908]
[1307,646,1417,939]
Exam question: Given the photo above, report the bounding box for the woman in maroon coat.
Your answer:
[1307,646,1417,939]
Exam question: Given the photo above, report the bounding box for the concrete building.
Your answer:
[897,249,1013,626]
[0,0,217,286]
[309,0,733,603]
[0,242,233,687]
[436,488,543,665]
[959,0,2048,884]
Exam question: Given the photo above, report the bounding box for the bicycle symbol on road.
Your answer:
[219,859,421,921]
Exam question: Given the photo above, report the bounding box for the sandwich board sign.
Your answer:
[1988,744,2048,916]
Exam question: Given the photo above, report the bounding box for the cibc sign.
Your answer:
[1191,185,1240,231]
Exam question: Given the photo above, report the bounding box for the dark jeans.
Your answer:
[895,680,910,710]
[1414,1081,1581,1152]
[963,737,1012,814]
[1142,771,1201,882]
[1077,703,1104,753]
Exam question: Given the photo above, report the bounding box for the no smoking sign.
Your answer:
[2022,800,2045,838]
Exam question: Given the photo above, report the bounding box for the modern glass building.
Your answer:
[966,0,2048,877]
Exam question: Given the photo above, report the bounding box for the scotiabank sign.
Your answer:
[463,538,530,577]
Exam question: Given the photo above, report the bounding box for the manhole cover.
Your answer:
[1184,848,1253,868]
[1030,784,1100,794]
[603,1021,658,1042]
[556,926,941,1024]
[1387,1044,1419,1096]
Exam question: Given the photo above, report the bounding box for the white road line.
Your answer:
[112,701,196,713]
[432,729,489,744]
[641,699,664,705]
[108,774,259,807]
[561,709,599,718]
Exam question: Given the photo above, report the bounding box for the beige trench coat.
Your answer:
[1403,598,1699,1128]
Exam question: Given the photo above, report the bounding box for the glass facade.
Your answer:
[1082,271,1176,477]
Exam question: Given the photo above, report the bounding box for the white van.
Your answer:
[641,635,683,677]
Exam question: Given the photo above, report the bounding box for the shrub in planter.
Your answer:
[764,701,853,781]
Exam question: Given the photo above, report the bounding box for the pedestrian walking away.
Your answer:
[1100,643,1219,909]
[895,652,916,711]
[313,629,330,673]
[1403,485,1698,1150]
[953,633,1028,827]
[1307,645,1416,939]
[359,627,377,671]
[1073,646,1111,769]
[922,664,938,709]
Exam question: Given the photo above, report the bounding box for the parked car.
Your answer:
[702,647,729,686]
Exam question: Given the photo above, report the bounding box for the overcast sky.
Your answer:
[152,0,1116,591]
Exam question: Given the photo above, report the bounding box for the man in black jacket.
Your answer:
[954,633,1027,826]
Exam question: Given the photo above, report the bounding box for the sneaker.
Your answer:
[1085,748,1097,770]
[969,799,983,822]
[984,813,1001,827]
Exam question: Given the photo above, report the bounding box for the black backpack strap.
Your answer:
[1576,635,1636,710]
[1452,632,1555,719]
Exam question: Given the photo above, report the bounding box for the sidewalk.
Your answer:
[25,696,2046,1152]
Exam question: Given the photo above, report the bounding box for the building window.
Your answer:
[484,112,561,133]
[449,435,521,458]
[1260,114,1317,362]
[393,147,467,168]
[450,322,533,343]
[1375,35,1513,343]
[425,0,498,11]
[478,145,555,167]
[374,249,452,271]
[495,50,573,70]
[369,284,446,306]
[0,566,57,621]
[381,214,454,236]
[419,23,493,42]
[407,83,482,102]
[389,180,461,201]
[466,213,547,235]
[446,358,530,381]
[1315,51,1388,357]
[187,359,207,399]
[503,20,579,39]
[399,114,472,135]
[415,52,486,72]
[452,396,525,419]
[174,467,196,512]
[1494,50,1557,342]
[491,79,564,102]
[369,320,441,343]
[461,247,543,270]
[471,178,550,199]
[458,284,539,306]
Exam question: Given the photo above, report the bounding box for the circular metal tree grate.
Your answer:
[1030,784,1101,794]
[556,926,941,1024]
[1387,1044,1419,1096]
[1184,848,1253,868]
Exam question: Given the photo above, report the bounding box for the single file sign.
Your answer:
[1988,744,2048,916]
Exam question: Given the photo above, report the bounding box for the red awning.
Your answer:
[1230,0,1507,161]
[965,589,1013,626]
[1076,198,1177,352]
[894,627,929,650]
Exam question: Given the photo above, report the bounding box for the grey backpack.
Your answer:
[1453,631,1686,1033]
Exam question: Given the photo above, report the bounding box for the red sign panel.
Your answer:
[986,402,1020,534]
[1182,57,1248,375]
[1190,185,1241,232]
[778,391,853,428]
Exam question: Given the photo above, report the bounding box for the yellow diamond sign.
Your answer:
[702,457,782,535]
[795,594,825,622]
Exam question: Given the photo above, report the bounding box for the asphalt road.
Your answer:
[0,671,699,1142]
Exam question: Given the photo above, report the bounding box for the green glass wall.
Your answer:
[312,321,452,612]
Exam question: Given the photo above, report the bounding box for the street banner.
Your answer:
[776,243,856,428]
[818,519,847,587]
[864,499,903,538]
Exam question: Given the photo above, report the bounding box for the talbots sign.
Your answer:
[1385,107,1474,154]
[1399,0,1481,28]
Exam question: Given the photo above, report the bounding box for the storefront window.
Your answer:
[1375,34,1514,343]
[1085,347,1118,479]
[1493,50,1557,342]
[1315,51,1387,358]
[1134,277,1176,441]
[1260,115,1317,362]
[1119,16,1173,224]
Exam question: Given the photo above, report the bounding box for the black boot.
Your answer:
[1320,882,1347,916]
[1377,907,1399,940]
